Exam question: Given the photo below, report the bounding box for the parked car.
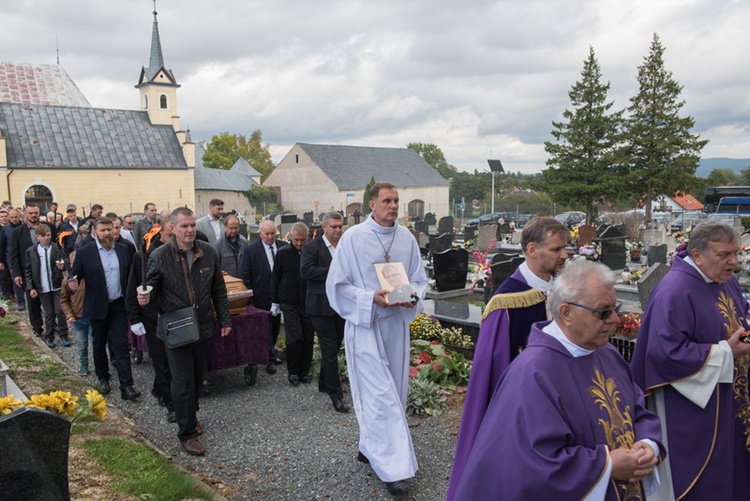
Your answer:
[670,211,707,232]
[466,212,503,227]
[554,211,586,229]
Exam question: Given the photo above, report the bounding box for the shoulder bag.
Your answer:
[159,251,201,349]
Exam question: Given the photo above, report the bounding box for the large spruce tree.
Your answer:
[621,33,708,221]
[542,46,621,221]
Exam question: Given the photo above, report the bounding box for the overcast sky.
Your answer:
[3,0,748,174]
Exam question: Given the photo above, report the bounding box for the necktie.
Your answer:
[269,245,275,263]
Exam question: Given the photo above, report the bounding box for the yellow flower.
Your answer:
[86,390,107,421]
[26,393,56,411]
[49,391,79,418]
[0,395,20,415]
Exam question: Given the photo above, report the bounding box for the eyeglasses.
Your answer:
[566,301,621,320]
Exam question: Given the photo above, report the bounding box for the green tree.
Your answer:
[407,143,458,180]
[450,171,490,205]
[706,168,740,187]
[202,130,276,180]
[363,176,376,215]
[739,168,750,186]
[542,46,622,221]
[620,33,708,222]
[246,185,282,217]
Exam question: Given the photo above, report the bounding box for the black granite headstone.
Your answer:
[438,216,454,235]
[463,225,478,242]
[596,225,626,270]
[490,256,525,290]
[302,211,314,225]
[415,221,429,235]
[497,222,512,239]
[491,252,521,265]
[423,212,437,226]
[637,263,669,310]
[432,248,469,292]
[429,233,453,255]
[0,407,71,500]
[647,244,668,266]
[281,214,298,224]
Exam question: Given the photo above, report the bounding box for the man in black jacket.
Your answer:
[272,222,314,386]
[239,219,286,381]
[139,207,231,456]
[300,212,348,412]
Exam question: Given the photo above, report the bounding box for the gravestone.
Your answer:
[647,244,668,266]
[418,232,430,251]
[247,231,261,245]
[352,210,361,224]
[415,220,429,235]
[281,214,297,224]
[463,225,478,242]
[410,229,421,244]
[510,231,522,245]
[432,248,469,292]
[491,252,521,265]
[423,212,437,226]
[438,216,454,235]
[497,222,512,241]
[302,211,314,225]
[429,233,453,255]
[577,224,597,247]
[0,407,72,500]
[637,263,669,310]
[596,225,626,271]
[490,256,525,291]
[477,224,497,252]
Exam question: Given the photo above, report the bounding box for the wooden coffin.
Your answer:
[223,272,253,315]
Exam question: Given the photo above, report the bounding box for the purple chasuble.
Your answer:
[447,268,547,500]
[454,323,663,501]
[631,253,750,500]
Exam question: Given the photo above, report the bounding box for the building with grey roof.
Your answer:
[266,142,450,219]
[193,142,259,219]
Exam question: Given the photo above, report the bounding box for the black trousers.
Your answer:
[310,314,345,399]
[90,298,133,389]
[25,289,43,336]
[281,303,314,377]
[165,338,209,441]
[38,290,67,341]
[144,321,172,409]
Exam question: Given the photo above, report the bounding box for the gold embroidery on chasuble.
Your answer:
[716,291,750,449]
[589,368,643,500]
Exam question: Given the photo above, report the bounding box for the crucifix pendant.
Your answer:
[384,253,390,263]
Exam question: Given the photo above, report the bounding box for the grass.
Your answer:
[82,437,215,501]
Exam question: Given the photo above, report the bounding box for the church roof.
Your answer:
[193,142,258,192]
[231,157,261,177]
[0,62,91,107]
[297,143,449,190]
[138,9,177,85]
[0,102,186,168]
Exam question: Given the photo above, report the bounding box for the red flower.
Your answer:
[419,351,432,364]
[409,367,418,378]
[432,363,443,372]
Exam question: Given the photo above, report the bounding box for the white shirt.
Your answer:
[35,243,57,293]
[209,217,221,241]
[323,234,336,257]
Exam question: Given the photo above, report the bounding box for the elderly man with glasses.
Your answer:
[453,260,664,500]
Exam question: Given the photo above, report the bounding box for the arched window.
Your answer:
[25,184,54,212]
[408,200,425,220]
[160,94,168,109]
[144,95,149,109]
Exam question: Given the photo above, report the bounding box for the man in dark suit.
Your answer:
[10,204,59,338]
[300,212,348,412]
[69,217,140,400]
[240,219,286,383]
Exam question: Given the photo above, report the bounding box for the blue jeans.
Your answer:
[73,318,93,369]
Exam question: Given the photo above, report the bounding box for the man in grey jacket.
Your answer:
[212,214,247,277]
[139,207,231,456]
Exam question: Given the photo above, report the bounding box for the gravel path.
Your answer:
[50,328,461,500]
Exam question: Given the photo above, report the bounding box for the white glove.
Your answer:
[131,322,146,337]
[270,303,281,316]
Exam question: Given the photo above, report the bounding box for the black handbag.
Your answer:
[159,251,201,349]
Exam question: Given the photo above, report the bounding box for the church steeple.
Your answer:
[136,1,180,128]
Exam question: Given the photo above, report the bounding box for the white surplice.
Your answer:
[326,215,428,482]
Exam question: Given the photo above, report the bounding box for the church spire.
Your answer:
[148,1,165,74]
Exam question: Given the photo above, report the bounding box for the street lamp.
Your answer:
[487,159,505,214]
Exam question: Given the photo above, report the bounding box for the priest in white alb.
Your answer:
[326,182,428,497]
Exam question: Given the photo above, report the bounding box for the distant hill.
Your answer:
[696,158,750,178]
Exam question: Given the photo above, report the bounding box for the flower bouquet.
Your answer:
[0,389,107,422]
[468,239,496,291]
[613,312,642,339]
[574,244,601,262]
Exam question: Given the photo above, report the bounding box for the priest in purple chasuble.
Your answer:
[631,221,750,500]
[326,183,428,497]
[447,217,569,500]
[454,260,664,501]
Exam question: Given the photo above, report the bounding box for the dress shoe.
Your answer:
[195,421,204,436]
[299,375,311,384]
[332,398,349,413]
[245,364,259,386]
[61,337,71,347]
[357,451,370,464]
[121,386,141,401]
[266,364,277,375]
[44,338,56,348]
[181,438,205,456]
[288,375,300,386]
[97,379,111,395]
[131,349,143,364]
[16,303,25,311]
[385,480,409,496]
[166,409,177,423]
[151,390,167,407]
